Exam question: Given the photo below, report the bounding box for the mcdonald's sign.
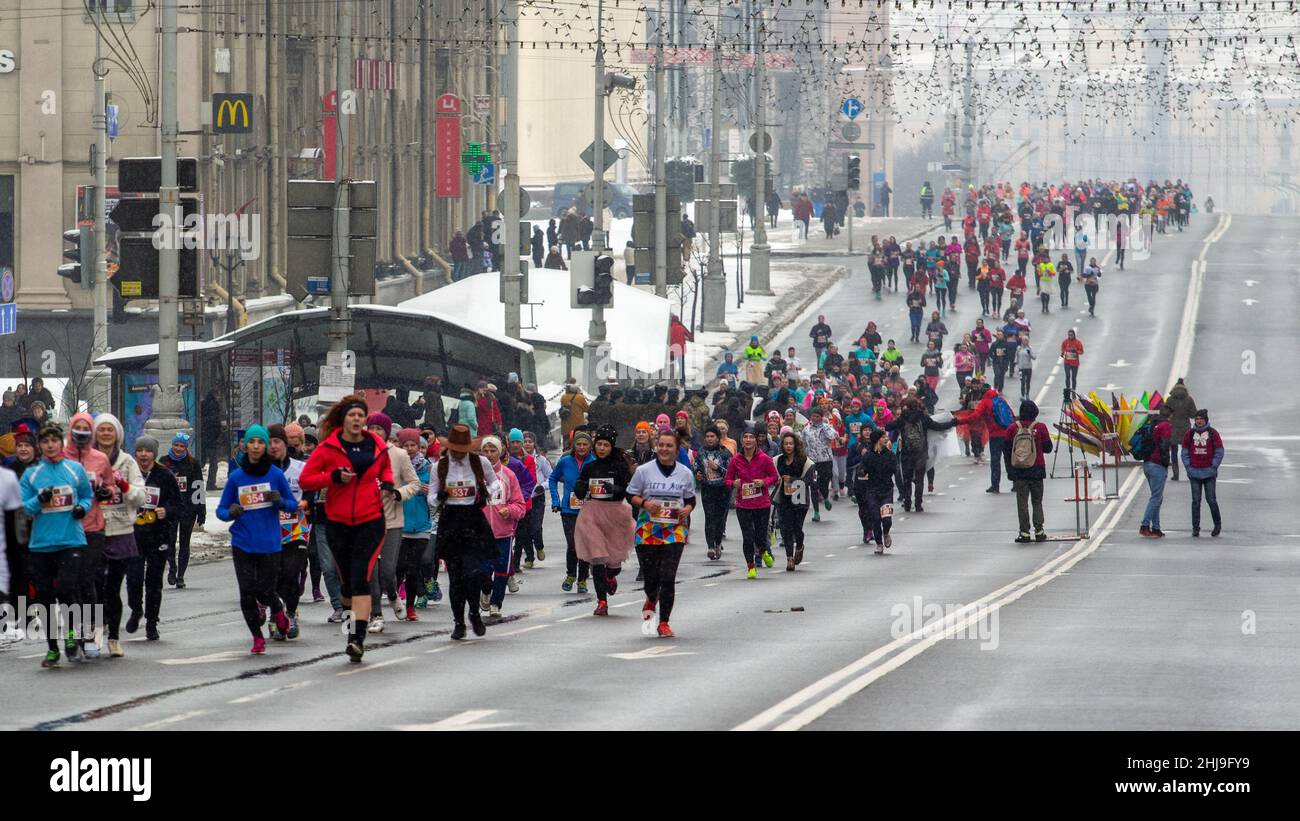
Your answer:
[213,93,253,134]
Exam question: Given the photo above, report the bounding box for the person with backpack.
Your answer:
[1003,400,1053,542]
[1182,409,1224,537]
[1135,405,1173,538]
[954,387,1015,493]
[887,398,958,513]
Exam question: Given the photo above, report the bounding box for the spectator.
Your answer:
[450,230,471,281]
[624,241,637,285]
[0,390,22,434]
[669,314,693,387]
[1003,399,1053,543]
[27,379,55,415]
[560,208,582,259]
[544,245,567,270]
[421,375,448,434]
[559,377,588,442]
[1181,408,1224,537]
[200,388,224,490]
[531,225,545,269]
[580,213,594,251]
[454,386,479,436]
[476,381,504,438]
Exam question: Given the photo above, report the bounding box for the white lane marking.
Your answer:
[1243,279,1258,287]
[825,554,837,558]
[736,215,1231,733]
[336,656,412,676]
[158,650,246,665]
[425,645,452,654]
[848,545,860,550]
[608,645,697,660]
[702,582,720,588]
[1107,359,1132,368]
[1241,298,1258,306]
[498,624,551,637]
[132,710,212,731]
[397,709,519,731]
[228,680,316,704]
[559,613,590,622]
[216,620,243,627]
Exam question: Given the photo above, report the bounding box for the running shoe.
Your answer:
[1192,528,1200,538]
[82,640,101,660]
[469,611,487,637]
[607,574,618,595]
[1211,526,1222,537]
[313,586,324,602]
[812,509,821,522]
[287,617,300,639]
[706,547,719,561]
[42,649,60,668]
[1139,525,1152,537]
[536,548,546,561]
[167,568,177,586]
[593,600,609,616]
[394,600,407,620]
[488,605,502,620]
[479,592,491,610]
[415,594,428,609]
[346,640,364,661]
[64,630,79,661]
[794,547,804,565]
[406,606,418,622]
[762,550,774,568]
[562,575,575,592]
[125,610,142,634]
[657,622,675,638]
[1014,532,1032,544]
[786,557,796,572]
[328,608,347,623]
[108,640,124,657]
[577,580,588,595]
[507,575,520,593]
[824,497,833,511]
[251,636,267,655]
[451,623,467,641]
[429,581,443,602]
[272,610,290,640]
[146,623,160,641]
[884,533,892,549]
[523,560,535,569]
[746,566,758,580]
[642,598,656,619]
[397,582,406,602]
[875,543,885,554]
[1035,530,1048,542]
[368,616,385,633]
[176,578,187,589]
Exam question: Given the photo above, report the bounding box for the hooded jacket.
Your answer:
[401,454,435,535]
[63,411,114,534]
[1163,384,1198,438]
[298,429,394,526]
[136,462,183,550]
[723,448,779,510]
[484,459,526,539]
[19,454,93,552]
[96,417,148,538]
[381,443,422,530]
[216,454,298,553]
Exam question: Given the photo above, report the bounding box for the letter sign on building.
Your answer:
[213,93,253,134]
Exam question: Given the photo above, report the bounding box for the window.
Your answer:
[0,175,13,271]
[84,1,135,23]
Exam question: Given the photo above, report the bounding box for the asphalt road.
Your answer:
[5,211,1294,731]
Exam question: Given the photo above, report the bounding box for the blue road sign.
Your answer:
[107,104,119,139]
[306,276,330,294]
[472,162,496,186]
[841,98,863,120]
[0,303,16,336]
[0,266,14,302]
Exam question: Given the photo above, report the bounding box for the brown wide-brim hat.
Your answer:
[438,423,480,454]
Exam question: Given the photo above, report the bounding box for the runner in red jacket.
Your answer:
[300,394,395,662]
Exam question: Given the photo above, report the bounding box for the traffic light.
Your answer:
[571,250,615,308]
[847,155,861,191]
[58,227,95,289]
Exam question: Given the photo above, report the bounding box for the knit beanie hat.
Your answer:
[134,435,160,456]
[243,424,270,444]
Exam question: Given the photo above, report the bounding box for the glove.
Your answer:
[227,503,244,519]
[265,490,281,504]
[380,481,399,501]
[116,476,131,493]
[38,487,54,504]
[94,485,113,501]
[71,506,86,520]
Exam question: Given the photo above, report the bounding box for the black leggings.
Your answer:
[325,517,385,600]
[637,543,685,622]
[306,526,323,591]
[1059,279,1070,307]
[231,548,284,638]
[276,543,309,615]
[29,548,85,649]
[813,460,834,505]
[1085,284,1099,312]
[561,513,590,581]
[736,506,770,566]
[103,556,132,640]
[856,489,894,544]
[700,485,729,550]
[127,543,167,627]
[398,537,428,607]
[991,289,1003,314]
[1064,364,1079,391]
[777,503,808,556]
[79,530,105,613]
[167,518,195,581]
[444,552,482,624]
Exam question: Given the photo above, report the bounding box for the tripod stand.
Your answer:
[1049,386,1081,479]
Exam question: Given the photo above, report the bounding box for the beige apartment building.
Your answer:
[0,0,647,343]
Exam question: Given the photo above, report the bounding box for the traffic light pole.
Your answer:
[502,0,521,340]
[86,11,111,413]
[583,0,608,393]
[747,3,772,296]
[145,0,190,442]
[653,0,667,299]
[329,2,352,358]
[700,38,727,333]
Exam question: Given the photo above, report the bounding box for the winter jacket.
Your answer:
[1143,420,1173,467]
[216,456,298,554]
[1163,385,1198,439]
[164,452,206,523]
[853,446,897,497]
[298,429,394,526]
[62,412,114,534]
[574,452,633,503]
[456,394,479,436]
[484,461,526,539]
[694,445,732,488]
[19,456,93,552]
[102,447,148,538]
[801,421,837,463]
[135,463,183,551]
[506,455,537,507]
[549,452,596,514]
[723,449,779,510]
[1003,421,1053,481]
[476,394,503,437]
[1060,338,1084,366]
[887,408,958,465]
[402,456,435,535]
[775,454,816,508]
[1015,345,1036,371]
[1181,424,1224,479]
[381,444,422,531]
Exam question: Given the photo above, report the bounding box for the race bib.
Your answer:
[44,485,75,514]
[143,486,161,510]
[101,485,124,510]
[568,491,584,509]
[816,334,827,344]
[588,478,614,499]
[850,423,862,434]
[649,498,681,524]
[446,480,475,500]
[238,482,273,511]
[279,508,297,524]
[740,482,762,500]
[880,503,894,518]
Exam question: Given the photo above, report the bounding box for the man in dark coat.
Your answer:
[199,388,224,489]
[421,375,449,434]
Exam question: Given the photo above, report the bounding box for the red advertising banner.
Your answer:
[435,94,462,198]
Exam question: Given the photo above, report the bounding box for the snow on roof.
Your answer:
[95,339,232,366]
[399,270,671,373]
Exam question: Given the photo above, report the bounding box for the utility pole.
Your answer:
[86,4,111,412]
[145,0,189,440]
[701,36,727,332]
[329,1,352,356]
[582,0,609,393]
[502,0,522,339]
[962,41,974,189]
[748,3,772,295]
[653,0,668,299]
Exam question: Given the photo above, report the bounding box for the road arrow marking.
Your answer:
[132,710,212,730]
[1242,298,1258,306]
[337,656,412,676]
[158,650,245,665]
[1099,383,1123,391]
[1108,359,1132,368]
[607,645,696,660]
[397,709,520,731]
[1243,279,1259,286]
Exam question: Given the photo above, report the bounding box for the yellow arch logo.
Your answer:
[213,94,252,133]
